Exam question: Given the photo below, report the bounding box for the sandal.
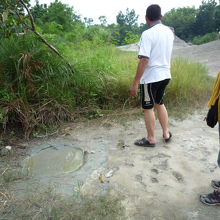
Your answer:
[163,131,172,143]
[134,138,155,147]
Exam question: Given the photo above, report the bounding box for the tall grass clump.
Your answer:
[0,34,76,138]
[0,34,137,138]
[67,47,137,111]
[166,57,214,115]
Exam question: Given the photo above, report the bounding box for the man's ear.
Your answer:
[145,16,149,23]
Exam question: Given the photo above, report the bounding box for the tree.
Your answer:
[114,8,139,45]
[0,0,31,37]
[116,8,138,26]
[194,0,217,35]
[84,17,94,26]
[214,5,220,31]
[163,7,198,40]
[98,16,107,26]
[0,0,73,70]
[31,0,81,33]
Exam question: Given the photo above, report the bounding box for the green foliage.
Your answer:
[31,0,81,33]
[194,0,217,35]
[99,15,107,26]
[124,30,140,44]
[0,0,216,138]
[166,58,213,115]
[163,7,198,40]
[192,32,219,44]
[0,34,137,137]
[214,5,220,30]
[0,0,29,38]
[116,8,139,26]
[163,0,220,42]
[114,8,140,45]
[0,34,74,137]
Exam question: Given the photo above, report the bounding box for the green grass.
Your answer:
[192,32,219,45]
[0,34,214,137]
[165,57,214,117]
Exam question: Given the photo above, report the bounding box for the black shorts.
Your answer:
[140,79,170,109]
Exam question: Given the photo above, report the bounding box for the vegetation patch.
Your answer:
[0,185,125,220]
[0,0,217,138]
[166,58,214,117]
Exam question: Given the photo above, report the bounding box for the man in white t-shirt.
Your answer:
[130,4,174,147]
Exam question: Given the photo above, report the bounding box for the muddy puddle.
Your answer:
[22,144,84,178]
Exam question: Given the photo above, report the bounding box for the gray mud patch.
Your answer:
[22,144,84,177]
[12,138,110,196]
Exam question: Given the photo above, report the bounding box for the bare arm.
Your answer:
[130,57,149,97]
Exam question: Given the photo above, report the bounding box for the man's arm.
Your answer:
[130,57,149,97]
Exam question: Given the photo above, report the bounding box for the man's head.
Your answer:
[146,4,162,22]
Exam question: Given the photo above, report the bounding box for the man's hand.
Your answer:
[130,84,139,97]
[130,58,148,97]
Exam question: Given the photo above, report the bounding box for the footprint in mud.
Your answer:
[145,153,171,161]
[125,159,134,167]
[154,159,169,171]
[135,174,146,187]
[151,168,159,174]
[151,177,159,183]
[172,171,184,182]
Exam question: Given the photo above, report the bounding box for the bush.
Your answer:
[0,34,137,138]
[192,32,219,45]
[0,34,75,138]
[166,57,214,115]
[0,33,213,137]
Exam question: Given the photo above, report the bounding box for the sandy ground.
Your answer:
[5,39,220,220]
[76,111,220,220]
[76,39,220,219]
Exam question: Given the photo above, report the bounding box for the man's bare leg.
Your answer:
[155,104,170,139]
[144,109,156,144]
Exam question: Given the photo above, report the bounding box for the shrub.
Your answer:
[166,57,214,115]
[192,32,219,45]
[0,33,213,137]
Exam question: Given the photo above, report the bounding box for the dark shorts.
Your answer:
[140,79,170,109]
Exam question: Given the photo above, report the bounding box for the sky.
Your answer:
[30,0,204,24]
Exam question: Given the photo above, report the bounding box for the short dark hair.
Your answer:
[146,4,162,21]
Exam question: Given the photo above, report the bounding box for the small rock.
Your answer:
[0,146,12,156]
[5,146,12,150]
[105,170,114,178]
[105,167,119,178]
[99,174,105,183]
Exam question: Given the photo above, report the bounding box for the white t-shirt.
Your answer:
[138,22,174,84]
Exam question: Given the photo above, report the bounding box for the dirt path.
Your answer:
[76,111,220,220]
[6,39,220,220]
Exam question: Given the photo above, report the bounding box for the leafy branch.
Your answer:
[16,0,74,71]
